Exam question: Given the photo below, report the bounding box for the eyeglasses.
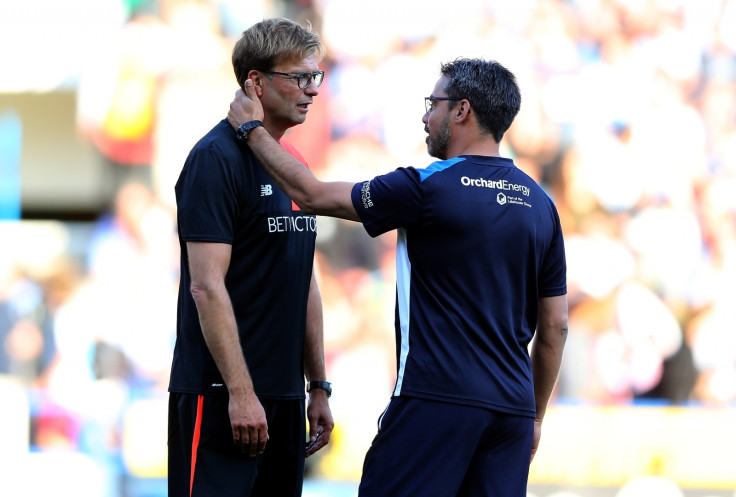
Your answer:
[262,70,325,89]
[425,96,463,114]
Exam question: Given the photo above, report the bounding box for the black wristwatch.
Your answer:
[307,381,332,398]
[235,120,263,141]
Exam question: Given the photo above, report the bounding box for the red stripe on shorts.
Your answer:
[190,395,204,496]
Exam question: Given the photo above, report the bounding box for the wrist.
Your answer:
[235,120,264,141]
[306,380,332,398]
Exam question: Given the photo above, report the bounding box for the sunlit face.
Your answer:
[423,76,454,160]
[259,54,321,134]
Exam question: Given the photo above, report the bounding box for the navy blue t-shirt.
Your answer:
[351,155,566,417]
[169,120,317,399]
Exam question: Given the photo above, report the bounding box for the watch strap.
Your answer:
[235,120,263,141]
[307,380,332,397]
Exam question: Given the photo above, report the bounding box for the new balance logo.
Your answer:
[261,185,273,196]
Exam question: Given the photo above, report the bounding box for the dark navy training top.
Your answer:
[351,155,566,417]
[170,120,316,399]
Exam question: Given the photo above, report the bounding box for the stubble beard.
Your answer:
[427,116,451,160]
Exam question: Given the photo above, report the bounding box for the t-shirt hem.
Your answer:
[179,234,233,244]
[394,390,536,418]
[168,386,306,400]
[539,287,567,298]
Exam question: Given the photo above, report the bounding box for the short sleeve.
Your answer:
[538,205,567,297]
[177,147,240,244]
[351,167,424,237]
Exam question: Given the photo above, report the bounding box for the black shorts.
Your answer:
[358,396,534,497]
[168,392,306,497]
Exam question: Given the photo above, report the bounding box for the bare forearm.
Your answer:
[303,273,326,382]
[531,330,566,419]
[192,284,254,396]
[531,295,568,420]
[302,272,333,455]
[247,127,317,209]
[247,127,359,220]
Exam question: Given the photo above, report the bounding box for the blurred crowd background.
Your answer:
[1,0,735,496]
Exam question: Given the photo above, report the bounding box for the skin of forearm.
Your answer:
[248,128,319,210]
[531,324,567,419]
[191,282,254,396]
[247,128,359,221]
[303,275,327,382]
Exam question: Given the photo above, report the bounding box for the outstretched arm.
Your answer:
[228,82,359,221]
[530,293,568,462]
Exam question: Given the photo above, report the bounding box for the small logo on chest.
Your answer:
[261,184,273,196]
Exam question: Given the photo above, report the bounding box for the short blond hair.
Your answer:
[232,18,325,89]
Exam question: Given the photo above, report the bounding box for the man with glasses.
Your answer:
[168,18,333,497]
[226,57,568,497]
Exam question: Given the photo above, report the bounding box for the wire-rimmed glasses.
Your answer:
[425,96,463,114]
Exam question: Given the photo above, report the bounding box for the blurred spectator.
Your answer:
[0,264,46,380]
[85,181,178,389]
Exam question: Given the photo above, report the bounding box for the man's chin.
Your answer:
[283,116,307,131]
[426,145,445,160]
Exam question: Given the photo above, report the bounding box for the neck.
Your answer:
[449,134,501,159]
[262,118,287,142]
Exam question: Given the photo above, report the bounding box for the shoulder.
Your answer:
[415,157,467,182]
[190,120,240,155]
[184,120,252,171]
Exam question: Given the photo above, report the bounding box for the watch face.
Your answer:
[236,121,262,141]
[236,124,247,140]
[235,121,263,140]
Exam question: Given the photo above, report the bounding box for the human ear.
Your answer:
[455,100,471,122]
[246,70,264,97]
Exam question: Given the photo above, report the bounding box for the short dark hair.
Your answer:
[440,58,521,143]
[232,18,325,89]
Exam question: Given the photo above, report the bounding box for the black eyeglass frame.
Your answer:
[425,96,464,114]
[262,70,325,89]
